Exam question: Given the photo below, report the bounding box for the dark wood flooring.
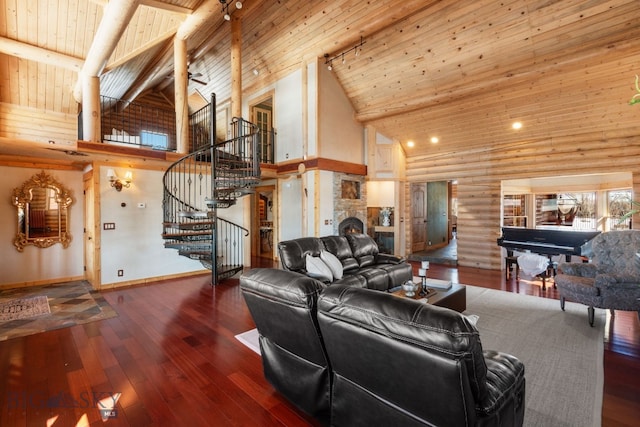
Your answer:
[0,260,638,426]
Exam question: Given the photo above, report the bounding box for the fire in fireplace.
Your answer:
[339,217,364,235]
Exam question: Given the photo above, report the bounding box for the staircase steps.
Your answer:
[167,241,212,251]
[162,114,260,285]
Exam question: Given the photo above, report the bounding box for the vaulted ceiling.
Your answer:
[1,0,639,159]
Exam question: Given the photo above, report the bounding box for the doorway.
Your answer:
[253,186,276,259]
[410,180,458,263]
[250,92,274,163]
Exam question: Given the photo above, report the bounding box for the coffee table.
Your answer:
[392,280,466,313]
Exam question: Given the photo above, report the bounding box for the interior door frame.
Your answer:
[410,180,455,253]
[252,185,277,259]
[83,169,98,289]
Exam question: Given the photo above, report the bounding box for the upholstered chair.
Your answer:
[555,230,640,326]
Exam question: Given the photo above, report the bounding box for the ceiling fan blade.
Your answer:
[191,78,208,85]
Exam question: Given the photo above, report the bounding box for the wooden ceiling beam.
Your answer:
[103,28,177,73]
[72,0,141,102]
[0,37,84,71]
[140,0,192,15]
[123,0,223,103]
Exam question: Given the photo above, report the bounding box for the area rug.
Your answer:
[236,286,605,427]
[465,286,604,427]
[0,296,51,321]
[0,280,118,341]
[235,328,260,355]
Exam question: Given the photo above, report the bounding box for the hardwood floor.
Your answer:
[0,261,638,426]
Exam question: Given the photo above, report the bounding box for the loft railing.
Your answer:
[99,96,176,150]
[259,128,276,163]
[190,103,212,152]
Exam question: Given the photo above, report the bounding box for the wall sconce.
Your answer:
[107,169,132,191]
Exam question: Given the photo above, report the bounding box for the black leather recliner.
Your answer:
[318,285,526,427]
[239,268,331,424]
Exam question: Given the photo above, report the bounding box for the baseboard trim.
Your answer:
[0,275,85,291]
[99,270,211,291]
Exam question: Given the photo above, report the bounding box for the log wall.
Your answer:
[0,103,77,145]
[405,128,640,270]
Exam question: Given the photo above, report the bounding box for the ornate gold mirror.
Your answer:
[12,171,73,252]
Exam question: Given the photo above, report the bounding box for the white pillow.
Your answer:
[320,250,343,280]
[305,254,333,282]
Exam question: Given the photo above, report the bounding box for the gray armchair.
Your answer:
[555,230,640,326]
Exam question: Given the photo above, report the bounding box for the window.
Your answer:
[503,195,527,227]
[140,131,168,149]
[608,190,632,230]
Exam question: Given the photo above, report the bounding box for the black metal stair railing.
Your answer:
[162,116,261,284]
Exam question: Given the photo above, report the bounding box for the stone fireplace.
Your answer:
[333,172,367,235]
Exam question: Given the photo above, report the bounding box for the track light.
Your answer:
[324,36,365,70]
[219,0,241,21]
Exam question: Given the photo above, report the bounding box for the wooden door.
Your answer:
[252,185,276,259]
[426,181,449,248]
[411,183,427,252]
[254,106,272,162]
[83,174,96,288]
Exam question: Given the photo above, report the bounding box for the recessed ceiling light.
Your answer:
[430,136,439,144]
[512,121,522,130]
[407,141,415,148]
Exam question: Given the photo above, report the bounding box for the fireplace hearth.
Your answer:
[339,217,364,235]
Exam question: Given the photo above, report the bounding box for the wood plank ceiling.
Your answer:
[1,0,639,159]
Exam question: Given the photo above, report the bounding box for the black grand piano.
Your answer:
[497,227,601,289]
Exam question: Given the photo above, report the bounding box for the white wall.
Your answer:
[318,170,335,236]
[318,60,364,163]
[0,166,84,286]
[275,70,305,162]
[99,166,205,285]
[279,177,303,240]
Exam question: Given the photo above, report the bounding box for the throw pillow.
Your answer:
[320,250,343,280]
[306,254,333,282]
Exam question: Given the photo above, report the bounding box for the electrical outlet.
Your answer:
[117,269,124,277]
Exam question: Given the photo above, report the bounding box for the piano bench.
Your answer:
[505,255,519,280]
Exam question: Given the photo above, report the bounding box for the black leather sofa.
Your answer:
[240,268,526,426]
[278,233,412,291]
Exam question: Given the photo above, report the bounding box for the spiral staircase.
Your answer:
[162,116,261,284]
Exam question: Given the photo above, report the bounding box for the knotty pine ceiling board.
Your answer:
[108,4,183,66]
[100,43,168,101]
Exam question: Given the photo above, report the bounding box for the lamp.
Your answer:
[418,261,429,296]
[324,36,366,71]
[107,169,132,191]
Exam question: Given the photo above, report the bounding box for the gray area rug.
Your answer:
[465,286,604,427]
[237,286,605,427]
[0,281,118,341]
[0,296,51,321]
